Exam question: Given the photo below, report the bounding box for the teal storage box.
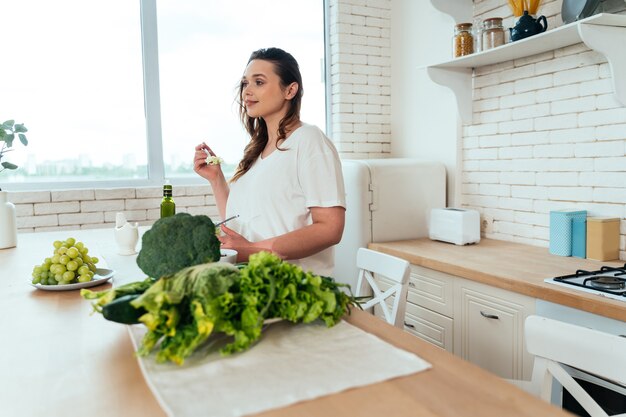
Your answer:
[549,210,587,256]
[571,217,587,258]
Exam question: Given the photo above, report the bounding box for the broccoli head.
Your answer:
[137,213,221,279]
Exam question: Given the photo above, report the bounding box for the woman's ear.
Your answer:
[284,82,299,100]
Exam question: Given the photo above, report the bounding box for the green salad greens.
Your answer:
[82,252,357,365]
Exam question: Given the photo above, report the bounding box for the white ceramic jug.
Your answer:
[0,191,17,249]
[114,212,139,255]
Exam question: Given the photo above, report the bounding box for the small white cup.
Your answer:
[219,249,238,264]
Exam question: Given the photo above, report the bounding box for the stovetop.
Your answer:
[545,264,626,302]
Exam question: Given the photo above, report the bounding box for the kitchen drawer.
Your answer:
[402,301,453,352]
[407,265,455,318]
[374,266,454,317]
[373,298,453,352]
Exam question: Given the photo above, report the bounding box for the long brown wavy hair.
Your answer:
[231,48,303,182]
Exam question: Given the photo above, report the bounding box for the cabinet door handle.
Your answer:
[620,335,626,339]
[480,311,499,320]
[404,322,416,329]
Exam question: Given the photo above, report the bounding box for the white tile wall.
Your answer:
[464,0,626,259]
[328,0,392,159]
[9,186,219,233]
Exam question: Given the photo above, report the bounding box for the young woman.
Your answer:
[193,47,345,276]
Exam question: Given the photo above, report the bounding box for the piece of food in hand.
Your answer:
[31,237,99,285]
[136,213,221,279]
[205,155,223,165]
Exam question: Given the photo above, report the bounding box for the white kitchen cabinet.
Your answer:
[453,278,535,380]
[374,262,535,379]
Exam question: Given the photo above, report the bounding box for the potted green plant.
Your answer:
[0,119,28,249]
[0,120,29,180]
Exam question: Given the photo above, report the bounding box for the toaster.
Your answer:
[429,208,481,245]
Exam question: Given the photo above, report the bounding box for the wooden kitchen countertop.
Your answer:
[1,230,572,417]
[369,238,626,322]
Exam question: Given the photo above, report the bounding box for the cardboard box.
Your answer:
[586,217,620,261]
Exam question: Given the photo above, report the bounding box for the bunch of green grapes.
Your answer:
[31,237,99,285]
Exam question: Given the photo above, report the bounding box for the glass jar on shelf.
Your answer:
[453,22,474,58]
[473,18,483,53]
[482,17,505,50]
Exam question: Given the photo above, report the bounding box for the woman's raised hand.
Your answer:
[193,142,223,182]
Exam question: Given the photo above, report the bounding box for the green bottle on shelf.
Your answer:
[160,180,175,218]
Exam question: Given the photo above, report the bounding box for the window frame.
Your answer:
[6,0,329,192]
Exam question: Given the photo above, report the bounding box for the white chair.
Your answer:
[354,248,410,328]
[518,315,626,417]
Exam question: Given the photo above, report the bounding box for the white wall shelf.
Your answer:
[429,0,472,24]
[423,13,626,124]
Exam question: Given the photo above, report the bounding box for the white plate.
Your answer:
[30,268,115,291]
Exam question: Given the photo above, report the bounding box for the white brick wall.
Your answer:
[9,185,219,233]
[464,1,626,260]
[328,0,392,159]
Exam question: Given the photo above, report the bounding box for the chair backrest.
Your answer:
[354,248,410,328]
[524,315,626,417]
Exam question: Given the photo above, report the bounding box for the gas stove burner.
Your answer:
[585,276,626,290]
[548,263,626,302]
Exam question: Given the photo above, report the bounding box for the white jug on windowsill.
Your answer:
[114,212,139,255]
[0,190,17,249]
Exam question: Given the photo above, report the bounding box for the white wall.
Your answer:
[392,0,626,260]
[390,0,461,206]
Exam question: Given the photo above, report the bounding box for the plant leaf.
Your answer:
[2,120,15,129]
[18,133,28,146]
[0,129,5,139]
[14,123,27,133]
[1,162,18,170]
[5,133,14,147]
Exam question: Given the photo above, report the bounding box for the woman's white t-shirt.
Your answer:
[225,123,346,276]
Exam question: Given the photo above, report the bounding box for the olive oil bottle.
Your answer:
[160,180,175,218]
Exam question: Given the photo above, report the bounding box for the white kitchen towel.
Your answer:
[128,319,431,417]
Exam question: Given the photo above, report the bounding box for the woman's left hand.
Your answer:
[218,224,249,249]
[218,224,282,262]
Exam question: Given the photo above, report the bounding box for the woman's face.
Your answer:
[241,59,294,122]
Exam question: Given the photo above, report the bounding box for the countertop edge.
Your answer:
[368,239,626,322]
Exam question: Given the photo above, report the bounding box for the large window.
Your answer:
[1,1,147,186]
[1,0,327,190]
[158,1,327,178]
